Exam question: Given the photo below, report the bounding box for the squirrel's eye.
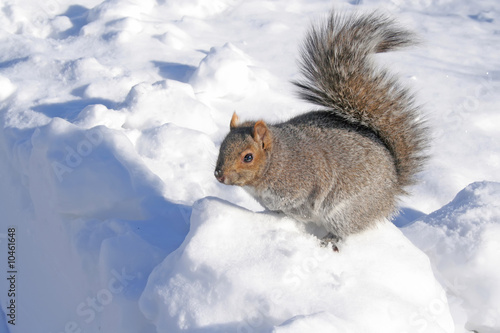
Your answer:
[243,153,253,163]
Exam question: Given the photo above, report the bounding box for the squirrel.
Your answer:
[214,11,428,250]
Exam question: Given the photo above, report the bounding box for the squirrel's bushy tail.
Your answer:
[294,11,428,192]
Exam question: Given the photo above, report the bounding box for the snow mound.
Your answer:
[0,75,16,101]
[123,80,217,134]
[190,43,269,99]
[139,197,454,333]
[403,181,500,332]
[160,0,235,19]
[136,123,218,204]
[1,116,190,332]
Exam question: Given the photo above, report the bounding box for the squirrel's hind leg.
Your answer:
[320,232,341,252]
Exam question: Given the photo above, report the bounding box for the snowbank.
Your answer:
[139,198,454,333]
[0,117,190,332]
[403,181,500,332]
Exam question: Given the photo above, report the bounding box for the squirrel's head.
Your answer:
[214,112,272,186]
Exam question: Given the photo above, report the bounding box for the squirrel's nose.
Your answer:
[214,169,225,183]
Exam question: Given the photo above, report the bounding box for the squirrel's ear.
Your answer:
[230,112,240,129]
[253,120,272,150]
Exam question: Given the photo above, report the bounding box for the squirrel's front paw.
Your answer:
[320,232,340,252]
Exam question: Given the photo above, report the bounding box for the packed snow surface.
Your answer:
[0,0,499,332]
[139,198,453,333]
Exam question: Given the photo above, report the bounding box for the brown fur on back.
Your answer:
[294,11,428,192]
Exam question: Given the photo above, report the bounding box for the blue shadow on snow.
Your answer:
[392,207,426,228]
[55,5,90,39]
[0,57,29,70]
[151,61,196,83]
[32,98,116,122]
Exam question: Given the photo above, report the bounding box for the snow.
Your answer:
[0,76,16,102]
[139,198,453,333]
[189,43,270,99]
[403,181,500,333]
[0,0,499,332]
